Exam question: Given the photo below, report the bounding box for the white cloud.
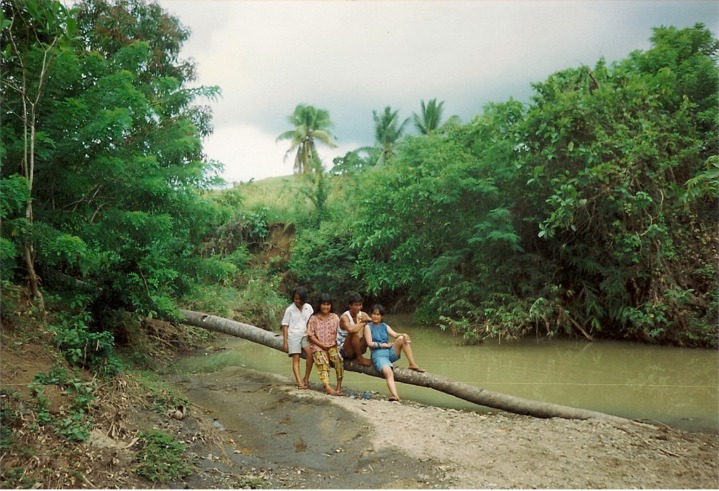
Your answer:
[204,124,285,184]
[158,0,718,182]
[205,124,360,185]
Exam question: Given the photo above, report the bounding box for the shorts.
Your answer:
[370,347,400,372]
[339,346,355,361]
[287,332,309,356]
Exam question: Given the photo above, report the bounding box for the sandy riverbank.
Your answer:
[165,365,719,488]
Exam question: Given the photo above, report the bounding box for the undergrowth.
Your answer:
[135,430,194,483]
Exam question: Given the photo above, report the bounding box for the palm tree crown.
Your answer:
[372,106,409,164]
[412,98,459,135]
[277,104,337,174]
[413,98,444,135]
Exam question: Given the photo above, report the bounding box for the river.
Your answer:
[174,314,718,433]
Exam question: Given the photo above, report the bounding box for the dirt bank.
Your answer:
[165,365,719,489]
[2,328,717,489]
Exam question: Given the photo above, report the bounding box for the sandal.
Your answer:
[408,366,426,373]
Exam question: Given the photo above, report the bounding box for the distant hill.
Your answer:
[220,172,351,223]
[228,174,309,221]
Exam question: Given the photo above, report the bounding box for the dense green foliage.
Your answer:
[1,0,226,305]
[0,0,245,368]
[1,0,715,354]
[289,24,718,347]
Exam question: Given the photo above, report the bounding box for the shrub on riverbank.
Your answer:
[282,25,719,348]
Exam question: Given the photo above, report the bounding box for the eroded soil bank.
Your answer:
[164,365,719,489]
[3,331,716,489]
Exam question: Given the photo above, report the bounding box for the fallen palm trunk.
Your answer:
[178,309,629,424]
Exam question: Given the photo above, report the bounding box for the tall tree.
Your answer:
[412,98,459,135]
[57,0,222,317]
[372,106,409,164]
[518,25,718,345]
[276,104,337,175]
[75,0,196,84]
[0,0,75,308]
[1,0,225,321]
[288,24,718,347]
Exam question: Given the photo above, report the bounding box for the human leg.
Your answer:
[393,336,424,371]
[371,349,400,400]
[302,338,313,386]
[343,334,371,366]
[382,365,400,401]
[351,334,372,366]
[329,347,344,395]
[341,336,356,359]
[313,350,336,395]
[288,333,310,388]
[288,333,304,387]
[291,354,305,388]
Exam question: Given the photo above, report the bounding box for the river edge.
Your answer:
[2,321,716,489]
[165,365,719,489]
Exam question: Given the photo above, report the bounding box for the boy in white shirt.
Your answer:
[281,287,314,388]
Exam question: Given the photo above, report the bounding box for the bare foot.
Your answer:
[296,383,307,389]
[324,386,337,396]
[408,365,426,373]
[358,357,372,366]
[335,388,343,396]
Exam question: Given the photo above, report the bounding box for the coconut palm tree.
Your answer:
[412,98,460,135]
[372,106,409,164]
[276,104,337,174]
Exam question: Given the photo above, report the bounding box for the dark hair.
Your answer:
[347,291,363,305]
[314,293,334,313]
[370,304,385,316]
[292,287,308,304]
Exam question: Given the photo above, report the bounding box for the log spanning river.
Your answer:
[175,314,718,433]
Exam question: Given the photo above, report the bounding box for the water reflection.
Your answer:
[175,314,718,433]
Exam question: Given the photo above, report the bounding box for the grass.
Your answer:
[135,430,194,483]
[230,175,311,222]
[222,173,356,224]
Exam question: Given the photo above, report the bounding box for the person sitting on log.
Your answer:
[337,292,372,366]
[363,303,425,402]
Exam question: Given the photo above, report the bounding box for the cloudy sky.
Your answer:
[156,0,717,184]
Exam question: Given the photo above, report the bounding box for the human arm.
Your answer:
[339,313,351,334]
[308,333,333,351]
[340,311,366,334]
[351,311,368,333]
[307,317,331,351]
[280,306,292,352]
[386,324,410,343]
[364,324,392,349]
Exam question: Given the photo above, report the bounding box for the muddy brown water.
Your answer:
[175,314,718,433]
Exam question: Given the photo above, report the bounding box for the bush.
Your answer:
[135,430,193,483]
[49,310,118,376]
